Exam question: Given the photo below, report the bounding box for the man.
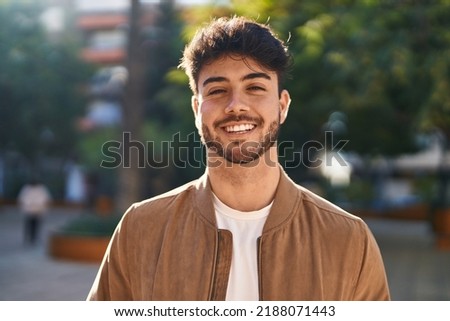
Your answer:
[18,178,52,245]
[87,16,390,301]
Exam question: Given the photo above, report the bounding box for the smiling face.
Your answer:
[192,55,291,165]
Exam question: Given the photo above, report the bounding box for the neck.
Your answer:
[207,147,280,212]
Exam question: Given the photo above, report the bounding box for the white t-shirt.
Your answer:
[213,193,272,301]
[18,184,51,215]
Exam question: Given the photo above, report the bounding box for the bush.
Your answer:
[57,213,122,237]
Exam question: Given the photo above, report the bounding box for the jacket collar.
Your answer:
[193,165,300,232]
[193,171,216,228]
[263,166,300,233]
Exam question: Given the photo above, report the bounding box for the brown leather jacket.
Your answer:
[87,168,390,300]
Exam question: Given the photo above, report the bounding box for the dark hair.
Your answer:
[179,16,292,94]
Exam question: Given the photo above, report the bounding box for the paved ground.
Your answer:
[0,206,100,301]
[0,205,449,301]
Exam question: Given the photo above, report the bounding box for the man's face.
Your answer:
[192,55,290,165]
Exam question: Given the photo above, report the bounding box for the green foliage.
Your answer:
[412,175,438,204]
[57,213,122,237]
[77,128,121,170]
[341,178,375,207]
[0,3,93,163]
[143,1,187,125]
[279,1,450,156]
[174,0,450,159]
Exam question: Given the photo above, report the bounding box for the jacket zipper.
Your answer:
[208,230,220,300]
[257,236,263,300]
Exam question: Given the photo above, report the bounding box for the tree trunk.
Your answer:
[116,0,147,212]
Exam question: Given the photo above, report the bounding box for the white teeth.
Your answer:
[225,124,255,133]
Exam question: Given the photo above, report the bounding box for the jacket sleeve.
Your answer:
[352,224,391,300]
[87,211,133,301]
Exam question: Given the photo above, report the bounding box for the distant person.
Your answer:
[17,178,52,245]
[88,16,390,300]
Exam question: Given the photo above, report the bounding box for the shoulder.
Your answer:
[290,181,369,235]
[109,176,213,255]
[119,178,201,228]
[278,169,362,225]
[289,183,378,254]
[298,184,361,222]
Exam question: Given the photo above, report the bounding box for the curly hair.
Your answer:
[179,16,292,94]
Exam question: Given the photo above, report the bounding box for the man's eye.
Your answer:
[208,89,226,96]
[248,86,265,91]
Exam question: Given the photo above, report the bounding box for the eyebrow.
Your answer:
[201,72,272,88]
[242,72,271,82]
[202,76,227,87]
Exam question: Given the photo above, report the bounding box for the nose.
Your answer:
[225,92,250,114]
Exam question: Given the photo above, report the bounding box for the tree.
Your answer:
[0,3,92,191]
[178,1,448,157]
[116,0,186,210]
[115,0,146,212]
[285,1,449,155]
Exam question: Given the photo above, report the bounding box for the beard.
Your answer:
[200,115,281,164]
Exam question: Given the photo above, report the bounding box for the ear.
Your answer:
[279,89,291,124]
[191,95,199,116]
[191,95,202,131]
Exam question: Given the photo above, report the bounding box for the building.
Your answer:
[74,0,164,130]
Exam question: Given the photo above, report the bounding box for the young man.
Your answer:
[87,16,390,301]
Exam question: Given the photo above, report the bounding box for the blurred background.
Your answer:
[0,0,449,300]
